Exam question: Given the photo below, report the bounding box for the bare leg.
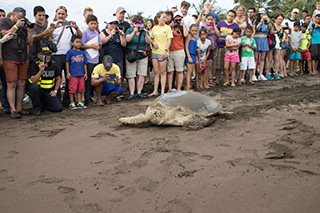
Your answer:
[69,93,75,104]
[274,49,281,74]
[206,59,213,86]
[259,52,267,76]
[223,61,230,85]
[95,84,104,105]
[7,81,17,113]
[195,63,200,89]
[167,72,174,90]
[16,79,26,112]
[215,69,221,84]
[128,78,135,95]
[249,69,254,84]
[137,75,145,94]
[230,62,237,87]
[150,59,160,95]
[185,63,193,90]
[159,60,167,94]
[176,72,183,91]
[266,49,274,75]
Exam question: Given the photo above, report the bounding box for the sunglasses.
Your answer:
[56,6,67,12]
[109,22,117,25]
[17,8,26,12]
[85,7,93,10]
[175,19,182,21]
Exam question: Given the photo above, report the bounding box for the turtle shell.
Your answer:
[150,90,222,117]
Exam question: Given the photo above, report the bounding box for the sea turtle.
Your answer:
[119,90,223,126]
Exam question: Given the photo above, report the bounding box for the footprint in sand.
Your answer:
[155,199,192,213]
[6,150,19,158]
[110,187,136,202]
[57,186,103,212]
[134,176,159,192]
[90,131,117,139]
[29,177,64,185]
[121,137,132,144]
[0,169,15,183]
[165,136,180,145]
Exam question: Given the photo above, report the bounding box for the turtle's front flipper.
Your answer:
[119,114,149,125]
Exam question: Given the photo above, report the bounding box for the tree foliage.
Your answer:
[192,0,227,20]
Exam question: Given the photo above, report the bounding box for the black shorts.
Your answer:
[310,44,320,60]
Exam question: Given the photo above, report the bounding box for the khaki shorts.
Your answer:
[213,48,225,70]
[125,57,148,78]
[167,49,185,72]
[3,60,29,82]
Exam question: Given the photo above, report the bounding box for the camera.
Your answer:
[115,30,120,34]
[24,18,34,28]
[62,20,71,26]
[137,26,145,32]
[282,26,289,30]
[46,41,57,53]
[173,21,180,29]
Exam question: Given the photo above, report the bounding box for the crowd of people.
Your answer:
[0,1,319,118]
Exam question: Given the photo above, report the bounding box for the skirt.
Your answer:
[254,36,269,52]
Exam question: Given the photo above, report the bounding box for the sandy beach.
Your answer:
[1,75,320,213]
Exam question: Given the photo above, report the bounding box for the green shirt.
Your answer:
[301,32,311,50]
[241,36,256,58]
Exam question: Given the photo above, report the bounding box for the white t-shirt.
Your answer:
[51,24,75,55]
[79,21,88,32]
[183,15,195,30]
[197,38,211,61]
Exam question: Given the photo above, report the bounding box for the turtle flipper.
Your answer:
[119,114,149,125]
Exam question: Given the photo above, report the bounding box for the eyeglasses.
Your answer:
[202,14,207,16]
[248,11,254,13]
[175,19,182,21]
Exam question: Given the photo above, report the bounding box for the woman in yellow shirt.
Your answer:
[149,11,173,96]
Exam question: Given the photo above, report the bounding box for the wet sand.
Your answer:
[1,75,320,213]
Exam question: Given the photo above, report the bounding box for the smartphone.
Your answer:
[43,55,47,64]
[109,74,116,79]
[10,33,17,39]
[50,23,55,28]
[209,22,214,27]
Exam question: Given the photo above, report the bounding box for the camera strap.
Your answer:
[136,32,143,51]
[56,26,66,45]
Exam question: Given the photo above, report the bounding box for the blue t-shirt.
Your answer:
[66,49,87,77]
[126,28,150,51]
[308,21,320,44]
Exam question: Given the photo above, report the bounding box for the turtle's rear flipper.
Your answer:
[119,114,149,125]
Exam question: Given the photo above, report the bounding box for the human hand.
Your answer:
[103,73,110,81]
[153,43,159,49]
[69,20,78,29]
[15,18,25,28]
[66,73,71,80]
[162,51,167,59]
[188,56,193,63]
[1,33,14,43]
[39,61,46,71]
[50,90,57,97]
[133,26,139,33]
[84,74,87,81]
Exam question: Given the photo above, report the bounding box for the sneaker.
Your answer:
[265,73,273,80]
[69,102,77,110]
[274,73,280,80]
[258,75,267,81]
[252,75,258,82]
[77,102,87,109]
[137,93,147,98]
[128,94,135,99]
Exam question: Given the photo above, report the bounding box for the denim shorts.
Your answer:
[151,53,168,62]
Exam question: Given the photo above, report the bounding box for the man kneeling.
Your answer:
[27,46,63,115]
[91,55,123,105]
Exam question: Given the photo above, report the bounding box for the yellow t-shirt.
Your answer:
[91,63,121,84]
[151,25,173,55]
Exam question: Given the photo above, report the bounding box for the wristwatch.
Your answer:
[165,49,168,52]
[54,90,58,93]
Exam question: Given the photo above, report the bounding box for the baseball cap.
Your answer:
[316,11,320,16]
[113,7,126,15]
[39,46,52,55]
[105,16,119,24]
[173,11,183,18]
[258,8,266,14]
[292,8,299,13]
[103,55,113,68]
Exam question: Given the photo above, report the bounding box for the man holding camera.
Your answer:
[27,46,62,115]
[51,6,82,106]
[0,7,33,118]
[29,6,55,61]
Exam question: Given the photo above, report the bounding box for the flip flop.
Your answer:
[96,102,104,106]
[223,82,230,87]
[148,93,158,97]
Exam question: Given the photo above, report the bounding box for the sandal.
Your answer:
[148,93,158,97]
[223,82,230,87]
[250,81,255,85]
[105,98,114,104]
[96,101,104,106]
[116,96,122,102]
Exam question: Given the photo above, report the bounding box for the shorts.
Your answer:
[281,42,289,50]
[186,54,196,64]
[126,57,148,78]
[69,76,85,93]
[300,50,311,61]
[224,53,240,63]
[101,82,124,96]
[310,44,320,60]
[240,57,256,70]
[3,60,28,82]
[213,47,225,70]
[151,53,168,62]
[288,51,301,60]
[167,49,185,72]
[207,49,214,60]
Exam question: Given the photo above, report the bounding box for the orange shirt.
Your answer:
[169,27,185,51]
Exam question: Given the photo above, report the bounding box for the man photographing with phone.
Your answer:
[91,55,123,105]
[0,7,33,118]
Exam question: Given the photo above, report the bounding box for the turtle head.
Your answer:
[146,105,167,125]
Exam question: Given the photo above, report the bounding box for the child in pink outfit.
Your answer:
[224,27,242,87]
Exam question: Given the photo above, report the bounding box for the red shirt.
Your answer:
[169,27,185,51]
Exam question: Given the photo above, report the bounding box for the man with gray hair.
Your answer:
[0,7,33,118]
[203,1,220,24]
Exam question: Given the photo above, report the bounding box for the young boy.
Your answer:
[240,26,257,85]
[299,23,312,75]
[66,35,88,109]
[81,15,102,106]
[288,21,303,76]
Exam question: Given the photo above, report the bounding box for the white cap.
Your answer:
[105,16,118,24]
[173,11,183,18]
[258,8,266,14]
[292,8,299,13]
[316,11,320,16]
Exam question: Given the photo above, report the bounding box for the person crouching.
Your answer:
[26,46,63,115]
